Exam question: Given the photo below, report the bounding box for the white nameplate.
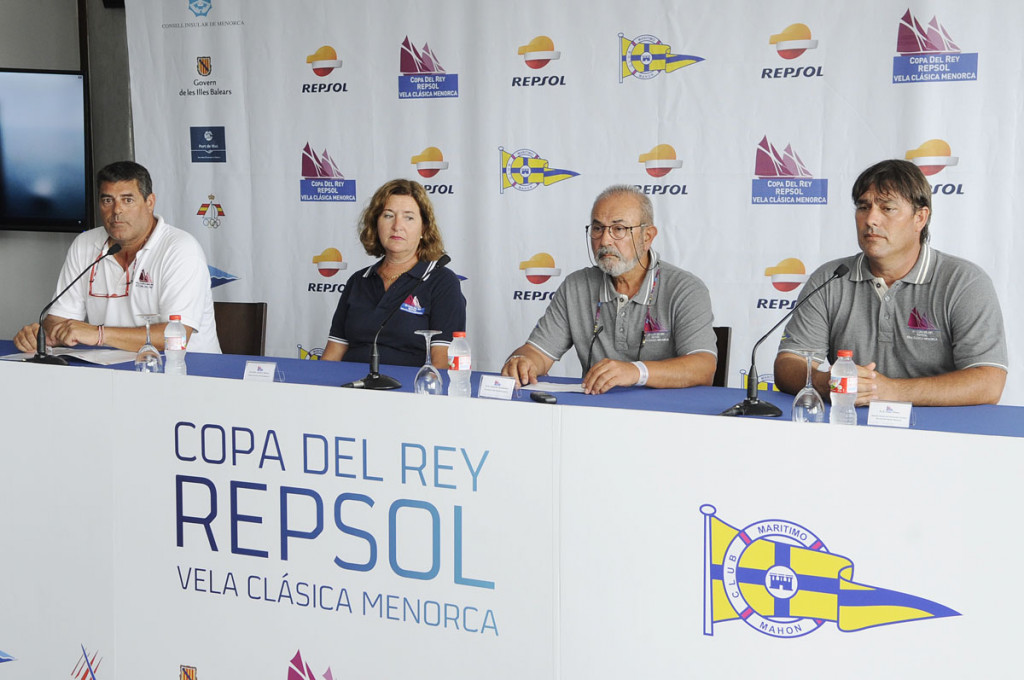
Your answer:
[243,360,277,383]
[478,375,516,400]
[867,400,913,428]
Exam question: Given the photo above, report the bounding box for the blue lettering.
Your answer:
[230,480,268,558]
[176,474,218,549]
[334,493,377,572]
[389,499,440,581]
[280,486,323,560]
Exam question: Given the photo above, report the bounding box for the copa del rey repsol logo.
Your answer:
[620,33,703,82]
[399,36,458,99]
[751,136,827,205]
[289,649,334,680]
[300,143,356,202]
[702,505,958,638]
[892,10,978,83]
[499,147,578,193]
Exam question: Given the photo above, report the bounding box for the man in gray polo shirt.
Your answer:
[501,184,717,394]
[775,159,1007,406]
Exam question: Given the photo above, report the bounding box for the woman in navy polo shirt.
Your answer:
[322,179,466,367]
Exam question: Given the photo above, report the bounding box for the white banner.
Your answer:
[123,0,1022,405]
[2,360,1023,677]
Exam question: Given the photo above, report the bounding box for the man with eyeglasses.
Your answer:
[501,184,717,394]
[14,161,220,354]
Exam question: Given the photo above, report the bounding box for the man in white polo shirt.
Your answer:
[14,161,220,354]
[775,159,1006,406]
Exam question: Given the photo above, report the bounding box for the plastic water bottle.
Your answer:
[164,314,188,376]
[829,349,857,426]
[447,331,471,397]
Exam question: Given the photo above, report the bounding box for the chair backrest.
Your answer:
[213,301,268,356]
[712,326,731,388]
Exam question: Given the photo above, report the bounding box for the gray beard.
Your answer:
[595,246,637,277]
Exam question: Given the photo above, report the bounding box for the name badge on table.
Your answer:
[244,361,277,383]
[867,400,913,428]
[478,375,516,400]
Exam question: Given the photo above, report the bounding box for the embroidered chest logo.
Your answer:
[400,295,426,315]
[136,268,154,289]
[907,307,937,330]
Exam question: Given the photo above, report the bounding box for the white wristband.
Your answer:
[632,360,648,386]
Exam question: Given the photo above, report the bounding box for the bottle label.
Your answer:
[166,336,185,352]
[448,355,471,371]
[829,376,858,394]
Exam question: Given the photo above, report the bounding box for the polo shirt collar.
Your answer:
[851,244,934,285]
[93,215,167,257]
[599,248,661,303]
[363,258,432,280]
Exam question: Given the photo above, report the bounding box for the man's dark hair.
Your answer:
[97,161,154,198]
[851,159,932,243]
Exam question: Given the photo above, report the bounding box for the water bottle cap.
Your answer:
[169,314,181,321]
[837,349,853,358]
[453,331,466,337]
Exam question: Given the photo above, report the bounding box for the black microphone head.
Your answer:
[833,263,850,277]
[436,254,451,268]
[106,243,123,256]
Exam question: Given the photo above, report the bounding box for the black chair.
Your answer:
[214,301,268,356]
[712,326,731,388]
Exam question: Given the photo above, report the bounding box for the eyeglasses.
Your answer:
[88,259,132,298]
[586,223,647,240]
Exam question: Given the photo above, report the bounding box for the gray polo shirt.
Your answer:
[778,246,1007,378]
[527,251,717,372]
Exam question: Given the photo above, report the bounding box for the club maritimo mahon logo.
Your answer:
[702,505,958,638]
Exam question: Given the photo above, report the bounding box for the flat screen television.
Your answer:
[0,68,90,233]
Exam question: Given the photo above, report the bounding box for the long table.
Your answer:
[1,346,1022,678]
[5,340,1018,437]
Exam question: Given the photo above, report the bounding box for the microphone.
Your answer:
[342,254,452,390]
[26,243,123,365]
[720,263,849,417]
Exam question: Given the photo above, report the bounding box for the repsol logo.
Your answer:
[424,184,455,195]
[308,282,346,293]
[931,183,964,195]
[635,184,688,195]
[301,82,349,93]
[756,298,797,310]
[510,76,566,87]
[512,290,556,301]
[761,66,823,79]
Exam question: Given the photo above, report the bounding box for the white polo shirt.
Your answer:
[48,216,221,353]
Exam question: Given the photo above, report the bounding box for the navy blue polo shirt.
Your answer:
[328,258,466,367]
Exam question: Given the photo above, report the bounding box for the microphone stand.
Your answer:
[26,243,123,365]
[720,264,849,417]
[343,254,451,390]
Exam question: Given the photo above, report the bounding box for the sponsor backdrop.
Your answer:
[3,360,1024,677]
[124,0,1021,403]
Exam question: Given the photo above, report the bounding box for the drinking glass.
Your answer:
[134,314,164,373]
[791,350,825,423]
[413,330,443,395]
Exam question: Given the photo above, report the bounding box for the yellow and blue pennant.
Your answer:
[702,505,958,637]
